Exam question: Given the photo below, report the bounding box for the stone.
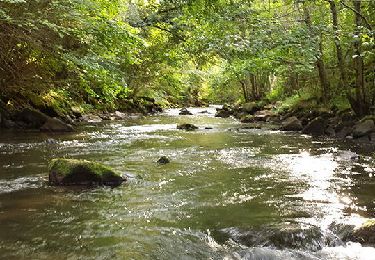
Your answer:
[157,156,170,164]
[240,115,255,123]
[215,105,233,118]
[40,117,74,132]
[370,132,375,142]
[325,126,336,137]
[113,111,127,120]
[302,117,327,136]
[215,109,232,118]
[242,102,258,114]
[281,117,303,131]
[177,123,198,131]
[345,220,375,246]
[81,114,102,123]
[352,120,375,138]
[336,126,352,139]
[71,106,83,118]
[179,108,193,115]
[16,108,49,128]
[3,119,16,128]
[49,158,125,187]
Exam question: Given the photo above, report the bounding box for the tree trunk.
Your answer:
[240,80,249,102]
[352,0,367,116]
[302,3,330,103]
[328,0,347,89]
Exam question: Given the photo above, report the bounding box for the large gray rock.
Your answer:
[49,158,125,187]
[352,120,375,138]
[16,108,49,128]
[40,117,74,132]
[81,114,102,123]
[281,117,303,131]
[302,117,327,136]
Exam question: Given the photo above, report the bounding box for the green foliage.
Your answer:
[0,0,374,114]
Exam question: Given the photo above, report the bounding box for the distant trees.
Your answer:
[0,0,374,113]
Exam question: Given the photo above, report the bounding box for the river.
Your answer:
[0,106,374,259]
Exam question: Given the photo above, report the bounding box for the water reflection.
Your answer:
[0,107,374,259]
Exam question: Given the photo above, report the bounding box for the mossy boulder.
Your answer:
[49,159,125,187]
[345,220,375,246]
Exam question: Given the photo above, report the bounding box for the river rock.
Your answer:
[352,119,375,138]
[16,108,49,128]
[336,126,352,139]
[345,220,375,246]
[302,117,327,136]
[71,106,83,118]
[215,104,233,118]
[157,156,170,164]
[281,116,303,131]
[240,115,255,123]
[177,123,198,131]
[49,158,125,186]
[242,102,259,114]
[81,114,102,123]
[40,117,74,132]
[179,108,193,115]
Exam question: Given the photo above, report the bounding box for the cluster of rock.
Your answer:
[219,220,375,250]
[215,102,375,142]
[0,108,74,132]
[281,113,375,141]
[0,96,163,132]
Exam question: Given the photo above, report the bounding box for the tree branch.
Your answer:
[339,0,373,31]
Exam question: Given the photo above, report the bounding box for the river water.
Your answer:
[0,107,374,259]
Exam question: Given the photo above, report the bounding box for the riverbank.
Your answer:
[0,96,163,132]
[215,102,375,147]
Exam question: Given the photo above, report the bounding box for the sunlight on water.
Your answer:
[0,107,374,259]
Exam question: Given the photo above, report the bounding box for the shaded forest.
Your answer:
[0,0,374,118]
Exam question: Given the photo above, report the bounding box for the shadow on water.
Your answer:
[0,106,374,259]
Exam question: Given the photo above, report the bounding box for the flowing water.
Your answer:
[0,107,374,259]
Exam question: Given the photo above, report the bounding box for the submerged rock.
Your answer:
[157,156,170,165]
[49,159,125,187]
[179,108,193,115]
[40,117,74,132]
[177,123,198,131]
[281,117,302,131]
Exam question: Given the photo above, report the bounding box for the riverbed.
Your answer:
[0,107,374,259]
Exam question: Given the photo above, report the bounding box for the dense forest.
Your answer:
[0,0,374,118]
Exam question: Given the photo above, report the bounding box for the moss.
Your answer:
[49,158,125,187]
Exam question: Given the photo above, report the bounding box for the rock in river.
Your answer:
[281,116,302,131]
[157,156,170,164]
[177,123,198,131]
[352,119,375,138]
[40,117,74,132]
[179,108,193,115]
[49,159,125,187]
[345,220,375,246]
[302,117,327,136]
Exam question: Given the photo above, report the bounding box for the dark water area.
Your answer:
[0,107,374,259]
